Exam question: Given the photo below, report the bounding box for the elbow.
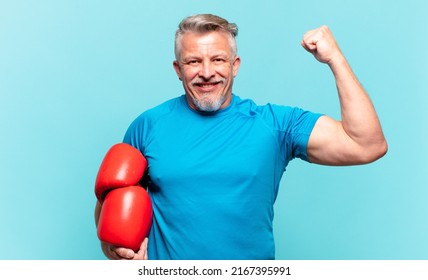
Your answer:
[379,139,388,158]
[373,139,388,161]
[359,139,388,164]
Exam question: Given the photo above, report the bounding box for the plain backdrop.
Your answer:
[0,0,427,259]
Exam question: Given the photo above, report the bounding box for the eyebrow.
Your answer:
[181,52,230,62]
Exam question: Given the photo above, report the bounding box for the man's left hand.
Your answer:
[301,25,343,65]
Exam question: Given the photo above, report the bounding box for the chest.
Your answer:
[144,114,280,192]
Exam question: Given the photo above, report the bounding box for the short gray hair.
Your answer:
[174,14,238,60]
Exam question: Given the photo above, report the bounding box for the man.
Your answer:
[95,14,387,260]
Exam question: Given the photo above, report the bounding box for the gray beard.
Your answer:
[192,94,226,112]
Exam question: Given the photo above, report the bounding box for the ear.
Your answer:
[232,56,241,77]
[173,61,182,81]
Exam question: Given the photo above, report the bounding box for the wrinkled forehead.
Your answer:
[176,30,235,59]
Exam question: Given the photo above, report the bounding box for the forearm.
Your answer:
[329,55,387,158]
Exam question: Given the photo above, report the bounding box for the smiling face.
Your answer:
[173,31,241,112]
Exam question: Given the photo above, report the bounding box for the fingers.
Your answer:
[134,237,149,260]
[301,26,328,50]
[102,242,135,260]
[301,28,319,52]
[102,239,149,260]
[114,247,136,259]
[301,39,314,52]
[301,25,342,64]
[142,237,149,260]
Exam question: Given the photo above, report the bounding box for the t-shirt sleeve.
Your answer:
[287,108,323,162]
[122,113,147,154]
[262,104,323,163]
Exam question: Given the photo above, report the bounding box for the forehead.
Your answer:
[179,31,232,55]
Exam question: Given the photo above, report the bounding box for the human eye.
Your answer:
[213,57,226,63]
[212,56,228,65]
[185,59,200,65]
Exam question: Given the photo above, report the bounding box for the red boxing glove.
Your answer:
[97,186,153,251]
[95,143,147,202]
[95,143,153,252]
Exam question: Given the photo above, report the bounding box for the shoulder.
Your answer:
[123,96,184,146]
[234,96,316,127]
[141,96,183,119]
[129,95,184,127]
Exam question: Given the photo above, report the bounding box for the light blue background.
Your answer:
[0,0,426,260]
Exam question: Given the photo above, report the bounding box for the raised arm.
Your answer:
[301,26,387,165]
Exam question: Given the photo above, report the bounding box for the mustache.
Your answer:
[191,77,226,84]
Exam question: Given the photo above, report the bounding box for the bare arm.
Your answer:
[301,26,387,165]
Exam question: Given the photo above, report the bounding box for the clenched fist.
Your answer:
[301,25,343,65]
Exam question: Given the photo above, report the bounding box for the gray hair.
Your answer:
[174,14,238,60]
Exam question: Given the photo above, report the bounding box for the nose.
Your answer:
[198,61,215,80]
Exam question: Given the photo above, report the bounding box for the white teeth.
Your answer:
[199,84,214,87]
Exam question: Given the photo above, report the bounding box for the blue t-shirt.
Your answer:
[123,94,322,259]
